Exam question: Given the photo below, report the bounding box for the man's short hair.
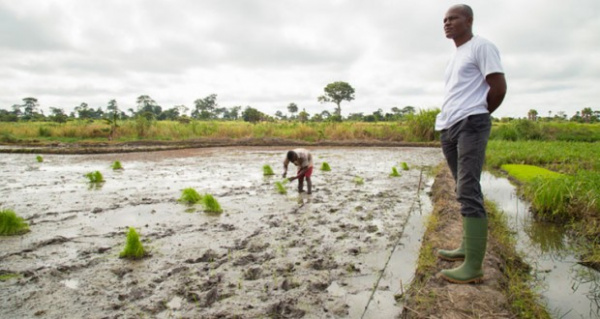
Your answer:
[456,4,473,19]
[287,150,297,161]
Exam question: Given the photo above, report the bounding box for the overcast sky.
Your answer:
[1,0,599,119]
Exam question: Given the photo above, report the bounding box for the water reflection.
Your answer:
[523,221,567,255]
[481,172,600,319]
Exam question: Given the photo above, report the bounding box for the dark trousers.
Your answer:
[441,113,491,218]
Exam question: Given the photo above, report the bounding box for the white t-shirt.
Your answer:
[435,36,504,131]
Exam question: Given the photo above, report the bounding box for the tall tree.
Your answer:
[227,106,241,120]
[318,81,355,117]
[242,106,263,123]
[49,107,68,123]
[298,108,309,123]
[22,97,40,121]
[75,102,93,119]
[287,103,298,119]
[136,95,161,119]
[105,99,120,139]
[527,109,538,121]
[192,94,218,120]
[581,107,593,123]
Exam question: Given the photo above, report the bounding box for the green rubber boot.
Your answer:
[438,218,466,260]
[437,239,465,261]
[440,217,488,284]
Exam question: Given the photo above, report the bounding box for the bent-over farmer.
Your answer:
[282,148,313,194]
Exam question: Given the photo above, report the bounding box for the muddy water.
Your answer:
[481,172,600,319]
[0,147,443,319]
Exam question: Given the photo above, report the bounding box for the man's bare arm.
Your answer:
[486,73,507,114]
[283,158,289,177]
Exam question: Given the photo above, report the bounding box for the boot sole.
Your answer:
[437,254,465,261]
[440,273,484,284]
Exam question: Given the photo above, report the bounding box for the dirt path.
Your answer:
[401,166,543,319]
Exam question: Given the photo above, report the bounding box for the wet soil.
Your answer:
[0,145,443,318]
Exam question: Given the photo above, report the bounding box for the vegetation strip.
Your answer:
[401,165,549,318]
[488,143,600,269]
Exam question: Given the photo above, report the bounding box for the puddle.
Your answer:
[0,146,442,318]
[482,172,600,319]
[62,279,79,289]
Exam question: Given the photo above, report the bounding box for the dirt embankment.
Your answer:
[401,166,539,319]
[0,137,439,154]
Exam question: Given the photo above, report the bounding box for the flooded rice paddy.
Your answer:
[482,173,600,319]
[0,147,443,318]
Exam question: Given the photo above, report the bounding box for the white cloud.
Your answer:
[1,0,599,119]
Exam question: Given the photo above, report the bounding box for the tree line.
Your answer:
[0,81,421,123]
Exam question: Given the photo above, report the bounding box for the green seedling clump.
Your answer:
[263,165,275,176]
[202,194,223,214]
[501,164,562,183]
[179,188,202,204]
[111,160,123,170]
[0,209,30,236]
[0,272,21,281]
[401,162,410,171]
[320,162,331,171]
[119,227,146,259]
[354,176,364,185]
[275,181,287,194]
[36,155,43,163]
[85,171,104,183]
[390,167,401,177]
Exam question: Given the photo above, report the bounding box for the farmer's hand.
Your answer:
[282,172,287,178]
[288,177,296,182]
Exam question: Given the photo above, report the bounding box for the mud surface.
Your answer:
[0,146,443,318]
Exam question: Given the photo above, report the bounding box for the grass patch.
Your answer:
[263,164,275,176]
[119,227,147,259]
[111,160,123,170]
[390,167,401,177]
[501,164,562,183]
[201,194,223,215]
[179,188,202,204]
[85,171,104,183]
[320,162,331,171]
[36,155,43,163]
[0,209,30,236]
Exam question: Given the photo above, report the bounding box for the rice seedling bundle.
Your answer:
[0,209,30,236]
[119,227,146,259]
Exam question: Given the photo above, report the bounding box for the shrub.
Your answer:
[119,227,146,259]
[0,209,30,236]
[36,155,43,163]
[320,162,331,171]
[179,188,202,204]
[401,162,410,171]
[390,167,401,177]
[354,176,364,185]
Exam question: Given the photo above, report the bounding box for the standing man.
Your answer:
[435,4,507,284]
[283,148,313,194]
